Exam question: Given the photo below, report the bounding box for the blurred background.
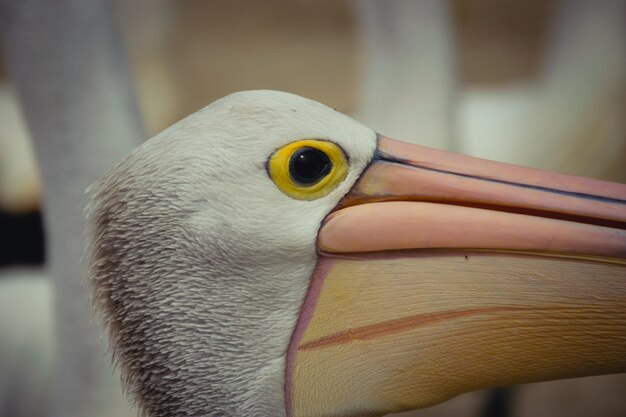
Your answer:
[0,0,624,416]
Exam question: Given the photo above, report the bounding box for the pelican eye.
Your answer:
[268,140,348,200]
[289,147,332,185]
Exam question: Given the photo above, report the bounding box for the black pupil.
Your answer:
[289,147,332,185]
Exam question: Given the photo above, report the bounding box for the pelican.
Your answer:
[87,90,626,417]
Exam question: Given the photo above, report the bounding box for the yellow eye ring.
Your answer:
[268,140,348,200]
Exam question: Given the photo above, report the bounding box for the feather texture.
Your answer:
[86,90,377,417]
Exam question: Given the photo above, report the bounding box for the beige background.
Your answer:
[0,1,624,416]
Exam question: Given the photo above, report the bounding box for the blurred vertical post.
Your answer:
[352,0,458,150]
[458,0,625,182]
[0,1,144,416]
[540,0,626,180]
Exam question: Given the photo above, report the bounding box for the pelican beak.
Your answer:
[287,136,626,417]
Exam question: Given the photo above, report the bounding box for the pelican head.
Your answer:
[87,90,626,417]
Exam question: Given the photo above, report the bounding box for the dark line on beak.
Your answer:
[374,150,626,206]
[298,305,568,351]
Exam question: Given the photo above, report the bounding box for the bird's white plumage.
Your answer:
[87,90,377,417]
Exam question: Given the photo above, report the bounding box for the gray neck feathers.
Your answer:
[87,145,313,417]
